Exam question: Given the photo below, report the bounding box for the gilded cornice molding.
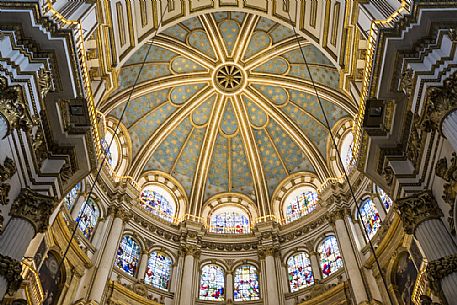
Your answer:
[395,191,443,234]
[0,253,22,294]
[426,253,457,296]
[9,188,56,233]
[420,71,457,134]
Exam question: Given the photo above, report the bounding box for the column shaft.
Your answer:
[309,252,322,281]
[226,272,233,303]
[179,254,195,305]
[443,110,457,152]
[264,254,280,304]
[138,252,149,281]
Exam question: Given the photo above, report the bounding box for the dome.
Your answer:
[101,11,356,215]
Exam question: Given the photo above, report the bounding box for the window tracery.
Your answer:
[359,198,382,239]
[115,235,141,277]
[64,182,81,211]
[209,207,250,234]
[284,187,318,223]
[233,265,260,301]
[140,185,176,222]
[76,198,99,240]
[199,264,225,301]
[318,236,343,278]
[287,252,314,292]
[144,251,173,290]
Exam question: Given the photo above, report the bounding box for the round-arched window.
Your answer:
[144,251,173,290]
[115,235,141,277]
[359,198,382,239]
[209,206,250,234]
[234,265,260,301]
[140,185,176,222]
[318,236,343,278]
[340,132,354,171]
[283,187,318,223]
[199,264,225,301]
[101,129,120,169]
[287,252,314,292]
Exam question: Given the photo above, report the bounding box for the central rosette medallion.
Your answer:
[213,63,246,95]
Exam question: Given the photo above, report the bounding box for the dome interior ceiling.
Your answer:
[106,11,353,201]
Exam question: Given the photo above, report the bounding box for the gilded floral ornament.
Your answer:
[0,253,22,295]
[426,253,457,297]
[0,78,33,134]
[435,153,457,235]
[9,188,56,233]
[420,71,457,133]
[0,157,16,206]
[395,191,443,234]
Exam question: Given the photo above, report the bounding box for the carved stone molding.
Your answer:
[426,253,457,296]
[9,188,56,233]
[0,78,32,134]
[326,208,350,225]
[181,244,201,258]
[257,245,279,259]
[420,71,457,133]
[0,157,16,206]
[0,253,22,295]
[395,191,443,234]
[435,153,457,235]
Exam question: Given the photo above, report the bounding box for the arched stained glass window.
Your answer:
[360,198,382,239]
[234,265,260,301]
[287,252,314,292]
[144,251,173,290]
[376,186,393,212]
[284,187,318,223]
[140,185,176,222]
[199,264,225,301]
[64,182,81,211]
[76,198,99,240]
[318,236,343,278]
[101,130,120,169]
[340,132,354,171]
[209,207,250,234]
[115,235,141,277]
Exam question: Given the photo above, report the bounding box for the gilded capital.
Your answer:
[426,253,457,296]
[182,245,201,258]
[0,253,22,294]
[9,188,56,233]
[395,191,443,234]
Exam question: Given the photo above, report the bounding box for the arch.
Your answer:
[137,171,188,220]
[76,197,100,240]
[327,118,354,177]
[358,197,382,240]
[271,172,321,223]
[233,264,260,301]
[104,116,132,176]
[198,263,226,301]
[208,205,251,234]
[139,183,177,223]
[317,235,343,279]
[144,250,173,290]
[114,235,142,277]
[202,192,258,224]
[286,252,314,292]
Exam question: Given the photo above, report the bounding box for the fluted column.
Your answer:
[397,191,457,303]
[89,206,131,303]
[178,245,199,305]
[259,247,280,305]
[0,188,55,299]
[442,110,457,152]
[309,251,322,281]
[138,251,149,281]
[330,209,368,304]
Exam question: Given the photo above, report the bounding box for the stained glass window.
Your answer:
[287,253,314,292]
[376,186,393,212]
[234,265,260,301]
[76,198,99,240]
[144,251,172,290]
[318,236,343,278]
[284,188,318,223]
[64,182,81,211]
[360,198,382,239]
[101,130,119,168]
[115,235,141,277]
[199,264,225,301]
[209,207,250,234]
[140,185,176,222]
[340,132,354,171]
